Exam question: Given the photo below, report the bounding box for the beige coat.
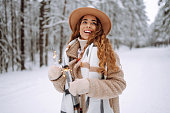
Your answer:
[51,39,126,113]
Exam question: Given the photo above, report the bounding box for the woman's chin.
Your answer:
[80,37,88,40]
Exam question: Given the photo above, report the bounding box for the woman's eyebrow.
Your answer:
[82,18,88,21]
[92,20,97,22]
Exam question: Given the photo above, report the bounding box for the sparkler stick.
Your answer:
[63,60,80,113]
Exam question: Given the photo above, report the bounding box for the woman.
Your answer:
[48,7,126,113]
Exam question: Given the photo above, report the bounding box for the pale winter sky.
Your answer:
[143,0,160,24]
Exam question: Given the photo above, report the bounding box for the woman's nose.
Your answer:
[86,23,91,28]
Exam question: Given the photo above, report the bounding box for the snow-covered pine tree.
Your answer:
[99,0,125,49]
[135,0,149,47]
[151,0,170,46]
[121,0,149,49]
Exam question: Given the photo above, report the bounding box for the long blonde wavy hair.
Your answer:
[68,16,119,74]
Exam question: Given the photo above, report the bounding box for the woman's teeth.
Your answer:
[84,31,91,33]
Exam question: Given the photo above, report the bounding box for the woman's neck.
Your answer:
[78,37,87,50]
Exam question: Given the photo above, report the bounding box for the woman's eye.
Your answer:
[82,21,87,24]
[92,22,97,25]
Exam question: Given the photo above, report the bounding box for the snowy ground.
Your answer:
[0,46,170,113]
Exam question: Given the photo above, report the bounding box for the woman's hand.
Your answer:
[48,65,62,81]
[69,78,89,96]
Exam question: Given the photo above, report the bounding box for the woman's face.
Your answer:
[79,15,97,40]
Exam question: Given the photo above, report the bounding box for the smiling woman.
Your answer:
[48,7,126,113]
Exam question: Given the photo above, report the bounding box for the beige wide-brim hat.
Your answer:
[69,7,111,35]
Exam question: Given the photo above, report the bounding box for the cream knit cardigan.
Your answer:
[51,39,126,113]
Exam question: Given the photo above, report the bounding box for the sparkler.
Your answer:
[52,50,72,72]
[62,65,72,72]
[53,51,61,63]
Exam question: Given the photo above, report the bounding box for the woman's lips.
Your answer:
[84,30,92,34]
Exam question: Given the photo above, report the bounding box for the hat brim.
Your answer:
[69,7,111,35]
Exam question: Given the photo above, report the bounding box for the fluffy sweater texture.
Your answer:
[50,39,126,113]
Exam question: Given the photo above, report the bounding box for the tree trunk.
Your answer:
[59,0,67,64]
[45,0,50,66]
[4,0,8,34]
[4,0,9,72]
[13,1,19,69]
[11,0,14,71]
[59,25,64,64]
[20,0,25,70]
[39,0,46,67]
[45,32,48,66]
[28,1,34,63]
[0,25,2,73]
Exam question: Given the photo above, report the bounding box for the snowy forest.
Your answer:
[0,0,169,73]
